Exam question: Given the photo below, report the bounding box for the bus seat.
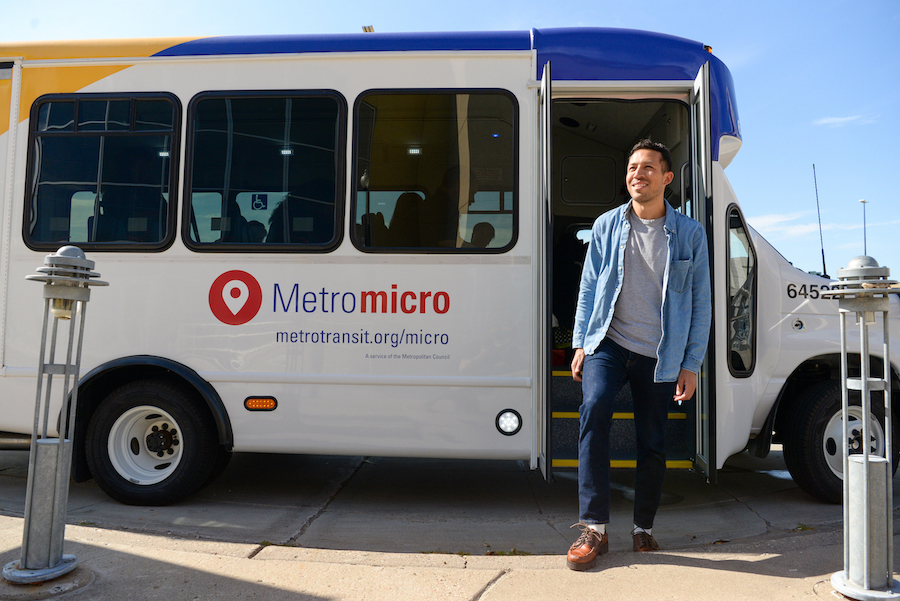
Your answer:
[389,192,422,247]
[553,230,588,330]
[91,186,164,242]
[360,211,389,246]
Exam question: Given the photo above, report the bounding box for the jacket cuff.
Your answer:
[681,356,703,375]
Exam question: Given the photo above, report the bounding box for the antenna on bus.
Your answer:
[813,164,828,277]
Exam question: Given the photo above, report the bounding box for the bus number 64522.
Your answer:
[786,283,830,299]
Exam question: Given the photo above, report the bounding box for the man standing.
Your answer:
[566,140,711,571]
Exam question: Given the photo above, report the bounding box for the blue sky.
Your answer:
[3,0,898,276]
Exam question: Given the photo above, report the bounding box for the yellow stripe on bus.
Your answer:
[552,459,693,469]
[0,37,203,134]
[0,38,200,61]
[0,79,10,137]
[18,66,132,125]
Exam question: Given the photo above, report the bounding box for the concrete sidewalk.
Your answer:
[0,449,897,600]
[0,516,863,601]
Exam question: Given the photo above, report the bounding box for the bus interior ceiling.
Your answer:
[363,93,515,195]
[551,99,689,235]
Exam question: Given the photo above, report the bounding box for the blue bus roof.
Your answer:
[155,27,739,160]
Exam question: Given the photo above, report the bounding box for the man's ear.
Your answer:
[664,171,675,186]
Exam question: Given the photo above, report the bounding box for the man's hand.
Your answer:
[571,348,585,382]
[674,369,697,403]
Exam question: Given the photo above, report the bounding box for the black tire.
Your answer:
[85,379,218,506]
[782,380,899,504]
[200,446,233,490]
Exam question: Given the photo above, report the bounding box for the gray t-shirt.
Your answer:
[607,210,667,358]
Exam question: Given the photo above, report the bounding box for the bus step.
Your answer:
[550,457,695,469]
[550,371,693,467]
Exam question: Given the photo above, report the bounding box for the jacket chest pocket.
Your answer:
[668,260,691,293]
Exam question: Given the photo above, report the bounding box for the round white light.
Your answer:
[496,410,522,435]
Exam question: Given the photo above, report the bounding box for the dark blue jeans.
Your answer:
[578,338,674,529]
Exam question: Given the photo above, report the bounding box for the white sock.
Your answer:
[588,524,606,535]
[632,525,651,535]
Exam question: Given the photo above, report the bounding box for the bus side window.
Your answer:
[352,91,517,253]
[24,96,178,251]
[727,205,757,376]
[184,93,345,251]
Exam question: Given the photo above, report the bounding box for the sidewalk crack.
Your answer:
[284,456,367,547]
[471,569,509,601]
[716,484,774,534]
[519,460,570,544]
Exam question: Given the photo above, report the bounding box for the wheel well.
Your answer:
[71,356,233,482]
[749,353,900,458]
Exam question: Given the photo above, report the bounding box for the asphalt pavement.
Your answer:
[0,447,897,600]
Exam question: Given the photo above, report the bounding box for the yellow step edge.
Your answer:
[552,412,687,420]
[552,459,694,469]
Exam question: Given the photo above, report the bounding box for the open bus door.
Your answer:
[537,61,553,480]
[690,61,716,483]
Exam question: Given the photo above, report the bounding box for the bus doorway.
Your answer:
[546,97,696,475]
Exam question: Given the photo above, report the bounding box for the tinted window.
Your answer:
[185,93,344,251]
[25,95,179,250]
[353,91,517,252]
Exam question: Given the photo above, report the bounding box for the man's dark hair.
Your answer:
[628,139,672,173]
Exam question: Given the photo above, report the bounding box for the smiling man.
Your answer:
[566,139,711,570]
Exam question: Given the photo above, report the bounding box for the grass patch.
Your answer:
[485,548,531,556]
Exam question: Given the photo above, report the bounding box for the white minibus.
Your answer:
[0,28,896,505]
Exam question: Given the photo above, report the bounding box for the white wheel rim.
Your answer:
[107,405,184,485]
[822,406,885,479]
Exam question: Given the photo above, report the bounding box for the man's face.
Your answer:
[626,149,674,207]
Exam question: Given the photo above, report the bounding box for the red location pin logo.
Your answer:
[209,271,263,325]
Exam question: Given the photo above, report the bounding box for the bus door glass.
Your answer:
[538,62,552,479]
[690,61,715,481]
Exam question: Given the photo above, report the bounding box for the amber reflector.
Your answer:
[244,397,277,411]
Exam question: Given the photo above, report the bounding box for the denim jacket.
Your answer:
[572,201,711,382]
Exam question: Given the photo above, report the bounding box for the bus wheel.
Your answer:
[783,380,898,504]
[201,446,233,490]
[86,380,218,506]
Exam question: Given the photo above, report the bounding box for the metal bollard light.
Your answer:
[2,246,107,584]
[825,256,900,601]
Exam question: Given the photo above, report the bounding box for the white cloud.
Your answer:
[778,222,825,237]
[749,212,900,242]
[747,213,820,242]
[815,116,861,127]
[747,212,809,231]
[813,115,877,127]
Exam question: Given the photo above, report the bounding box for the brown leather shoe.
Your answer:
[632,530,660,552]
[566,523,609,571]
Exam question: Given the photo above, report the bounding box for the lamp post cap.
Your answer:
[43,246,95,271]
[53,246,86,260]
[845,255,880,270]
[835,255,893,287]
